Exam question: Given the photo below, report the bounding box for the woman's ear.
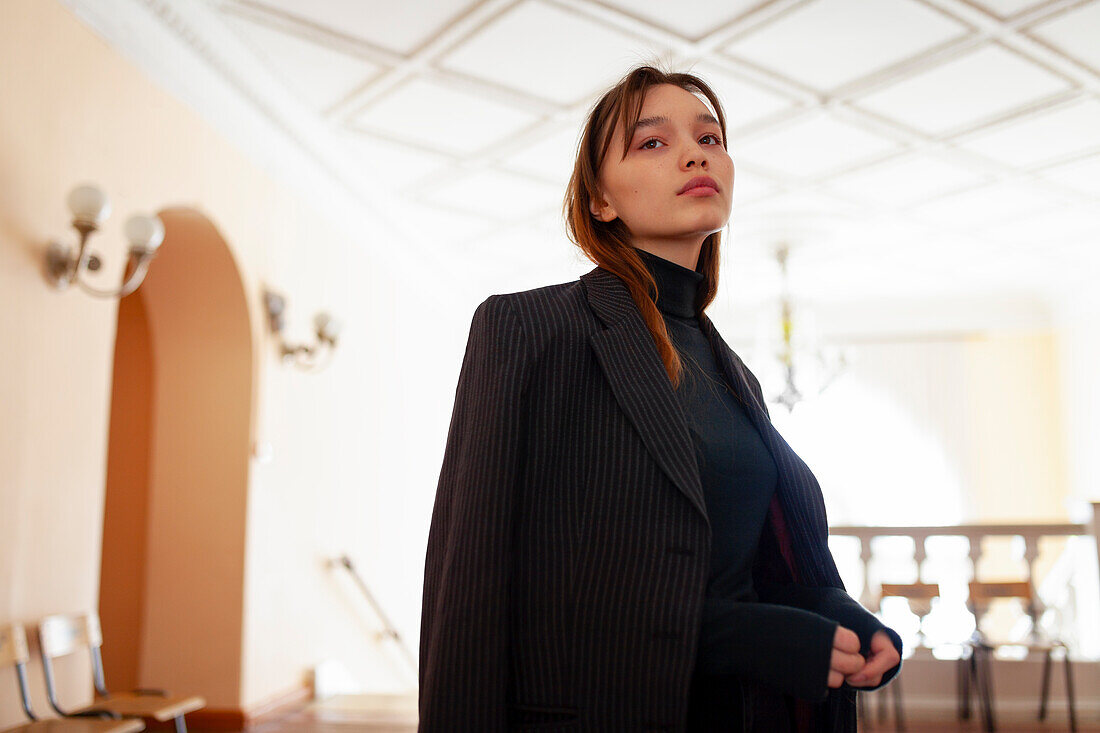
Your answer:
[589,193,616,222]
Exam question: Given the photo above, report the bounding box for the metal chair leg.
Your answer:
[174,715,187,733]
[1064,649,1077,733]
[892,674,905,732]
[975,645,996,732]
[968,648,982,723]
[958,653,972,721]
[1039,647,1052,721]
[969,648,987,731]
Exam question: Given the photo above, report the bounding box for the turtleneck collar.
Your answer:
[635,247,704,319]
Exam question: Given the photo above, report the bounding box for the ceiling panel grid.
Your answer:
[201,0,1100,301]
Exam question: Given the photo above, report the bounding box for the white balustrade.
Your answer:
[828,501,1100,659]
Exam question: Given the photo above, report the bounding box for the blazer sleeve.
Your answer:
[418,295,534,732]
[697,597,839,702]
[756,581,904,691]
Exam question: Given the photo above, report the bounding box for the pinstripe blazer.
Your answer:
[419,264,862,732]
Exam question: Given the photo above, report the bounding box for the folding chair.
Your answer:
[37,613,205,733]
[960,580,1077,733]
[0,622,144,733]
[857,582,939,732]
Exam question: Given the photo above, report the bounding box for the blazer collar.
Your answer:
[579,265,773,528]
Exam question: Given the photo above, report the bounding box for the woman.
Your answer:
[419,64,902,732]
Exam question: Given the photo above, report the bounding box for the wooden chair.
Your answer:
[961,580,1077,733]
[37,613,205,733]
[858,582,939,732]
[0,622,144,733]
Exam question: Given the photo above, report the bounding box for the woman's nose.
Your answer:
[683,144,709,168]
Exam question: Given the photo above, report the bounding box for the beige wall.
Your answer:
[0,0,432,724]
[1054,290,1100,508]
[963,330,1070,522]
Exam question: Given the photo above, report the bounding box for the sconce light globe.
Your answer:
[66,184,111,228]
[124,214,165,255]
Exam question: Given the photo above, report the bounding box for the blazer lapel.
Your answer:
[580,264,823,585]
[580,266,709,527]
[580,264,840,588]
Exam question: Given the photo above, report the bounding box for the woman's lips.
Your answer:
[680,186,718,197]
[678,175,720,195]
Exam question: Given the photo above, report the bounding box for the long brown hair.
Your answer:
[563,63,729,389]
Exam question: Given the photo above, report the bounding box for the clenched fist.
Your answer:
[846,629,901,687]
[828,625,863,689]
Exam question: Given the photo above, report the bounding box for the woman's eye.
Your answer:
[639,135,721,149]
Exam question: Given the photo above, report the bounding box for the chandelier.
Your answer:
[767,243,848,413]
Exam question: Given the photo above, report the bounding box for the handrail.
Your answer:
[329,553,418,681]
[831,523,1086,536]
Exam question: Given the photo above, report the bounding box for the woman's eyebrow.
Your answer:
[634,112,720,132]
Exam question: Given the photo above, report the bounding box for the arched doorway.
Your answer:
[98,207,254,709]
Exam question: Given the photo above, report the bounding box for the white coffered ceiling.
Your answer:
[66,0,1100,316]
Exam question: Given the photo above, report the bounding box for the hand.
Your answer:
[846,630,901,688]
[828,625,863,689]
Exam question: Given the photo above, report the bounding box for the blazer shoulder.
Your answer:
[490,278,581,305]
[487,278,594,345]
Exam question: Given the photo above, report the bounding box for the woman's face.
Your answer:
[591,83,734,261]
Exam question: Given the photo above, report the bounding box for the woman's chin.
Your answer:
[683,216,730,237]
[636,213,730,240]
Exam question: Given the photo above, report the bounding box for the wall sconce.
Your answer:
[45,183,164,298]
[263,287,340,371]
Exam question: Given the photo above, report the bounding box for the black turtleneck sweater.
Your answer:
[635,247,902,708]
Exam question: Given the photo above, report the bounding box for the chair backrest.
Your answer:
[0,623,39,720]
[881,582,940,599]
[38,611,110,714]
[967,580,1034,614]
[878,582,941,650]
[38,612,103,660]
[880,582,940,617]
[967,580,1041,640]
[0,623,30,666]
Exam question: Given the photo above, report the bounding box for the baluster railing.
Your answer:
[829,501,1100,656]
